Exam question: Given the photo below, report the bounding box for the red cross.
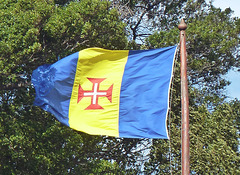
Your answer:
[78,78,113,110]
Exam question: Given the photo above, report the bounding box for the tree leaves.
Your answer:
[0,0,129,174]
[0,0,239,174]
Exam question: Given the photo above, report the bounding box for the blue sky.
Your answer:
[211,0,240,100]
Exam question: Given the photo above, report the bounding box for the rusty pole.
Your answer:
[178,19,190,175]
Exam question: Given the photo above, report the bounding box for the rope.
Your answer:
[168,43,180,175]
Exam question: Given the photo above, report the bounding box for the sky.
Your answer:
[210,0,240,100]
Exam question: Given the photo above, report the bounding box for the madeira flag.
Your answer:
[32,46,177,139]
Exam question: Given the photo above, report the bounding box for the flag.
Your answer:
[32,46,177,139]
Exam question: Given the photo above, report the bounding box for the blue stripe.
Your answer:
[119,46,176,138]
[32,52,79,126]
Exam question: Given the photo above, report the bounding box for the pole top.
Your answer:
[178,18,187,30]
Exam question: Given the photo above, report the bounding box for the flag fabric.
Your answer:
[32,46,177,139]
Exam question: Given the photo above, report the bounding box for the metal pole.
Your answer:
[178,19,190,175]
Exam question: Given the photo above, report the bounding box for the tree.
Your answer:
[0,0,127,91]
[142,3,240,174]
[1,0,239,174]
[143,100,240,174]
[0,0,132,174]
[111,0,188,42]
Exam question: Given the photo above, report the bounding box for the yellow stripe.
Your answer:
[69,48,129,137]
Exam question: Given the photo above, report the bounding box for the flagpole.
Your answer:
[178,19,190,175]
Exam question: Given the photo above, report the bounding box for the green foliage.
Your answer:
[0,0,127,91]
[147,5,240,102]
[146,29,179,48]
[187,7,240,93]
[143,99,240,174]
[143,2,240,174]
[44,0,127,57]
[0,0,239,174]
[0,0,129,174]
[190,101,240,174]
